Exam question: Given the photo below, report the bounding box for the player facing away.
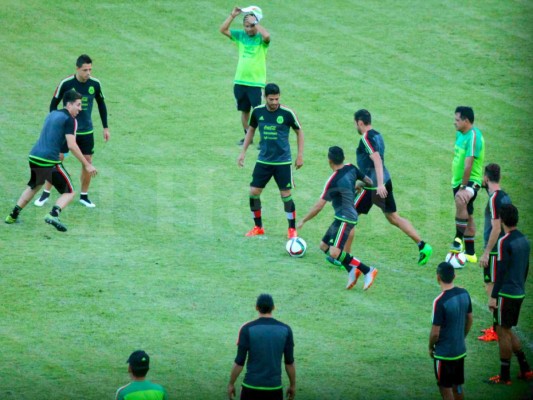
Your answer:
[220,6,270,145]
[238,83,304,239]
[297,146,378,290]
[449,106,485,262]
[343,109,432,266]
[477,164,511,342]
[486,204,532,385]
[34,54,109,208]
[5,90,97,232]
[429,262,473,400]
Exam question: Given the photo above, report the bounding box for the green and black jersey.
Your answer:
[451,127,485,187]
[250,104,301,165]
[50,75,107,135]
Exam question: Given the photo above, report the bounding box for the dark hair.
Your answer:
[328,146,345,165]
[500,204,518,227]
[265,83,280,96]
[455,106,474,123]
[256,293,274,314]
[63,90,83,106]
[437,262,455,284]
[76,54,92,68]
[484,163,501,183]
[131,366,149,378]
[354,109,371,125]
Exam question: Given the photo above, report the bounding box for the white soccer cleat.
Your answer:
[363,267,378,290]
[79,198,96,208]
[34,194,50,207]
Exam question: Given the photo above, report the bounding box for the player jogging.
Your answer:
[298,146,378,290]
[238,83,304,239]
[341,109,432,266]
[449,106,485,262]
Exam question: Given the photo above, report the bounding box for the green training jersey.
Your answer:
[115,380,167,400]
[451,127,485,187]
[230,29,268,87]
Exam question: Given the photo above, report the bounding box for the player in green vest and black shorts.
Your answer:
[220,6,270,145]
[450,106,485,262]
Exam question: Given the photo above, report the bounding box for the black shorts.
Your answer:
[483,252,498,283]
[234,84,262,112]
[27,161,74,194]
[251,163,293,190]
[60,133,94,155]
[452,182,480,215]
[494,296,524,328]
[241,386,283,400]
[322,219,355,250]
[354,180,396,214]
[434,357,465,388]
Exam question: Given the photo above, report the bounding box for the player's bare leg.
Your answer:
[79,154,96,207]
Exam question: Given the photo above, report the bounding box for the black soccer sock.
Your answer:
[464,236,475,255]
[417,241,426,250]
[282,195,296,229]
[80,192,89,201]
[336,251,371,274]
[11,205,23,219]
[455,218,468,239]
[40,190,51,200]
[500,358,511,381]
[249,196,262,228]
[514,350,531,373]
[50,205,62,217]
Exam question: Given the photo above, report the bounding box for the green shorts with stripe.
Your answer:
[493,296,524,328]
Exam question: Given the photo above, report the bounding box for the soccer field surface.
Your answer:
[1,1,532,399]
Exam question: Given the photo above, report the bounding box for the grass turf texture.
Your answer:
[0,0,532,399]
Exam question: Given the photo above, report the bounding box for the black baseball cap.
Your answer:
[127,350,150,369]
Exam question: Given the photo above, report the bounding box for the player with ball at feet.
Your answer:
[297,146,378,290]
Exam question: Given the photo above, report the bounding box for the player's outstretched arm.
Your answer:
[237,127,256,167]
[297,198,326,229]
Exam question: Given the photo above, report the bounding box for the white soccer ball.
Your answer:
[286,237,307,258]
[445,252,467,269]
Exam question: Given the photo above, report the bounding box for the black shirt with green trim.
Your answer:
[29,109,76,166]
[50,75,107,134]
[431,287,472,360]
[235,317,294,390]
[321,164,365,224]
[250,104,301,165]
[493,229,530,299]
[483,189,511,252]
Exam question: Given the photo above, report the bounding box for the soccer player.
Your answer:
[449,106,485,262]
[477,164,511,342]
[228,294,296,400]
[429,262,473,400]
[297,146,378,290]
[34,54,110,208]
[220,6,270,145]
[238,83,304,239]
[115,350,168,400]
[487,204,532,385]
[5,90,97,232]
[343,109,432,266]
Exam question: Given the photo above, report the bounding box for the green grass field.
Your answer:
[1,0,532,399]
